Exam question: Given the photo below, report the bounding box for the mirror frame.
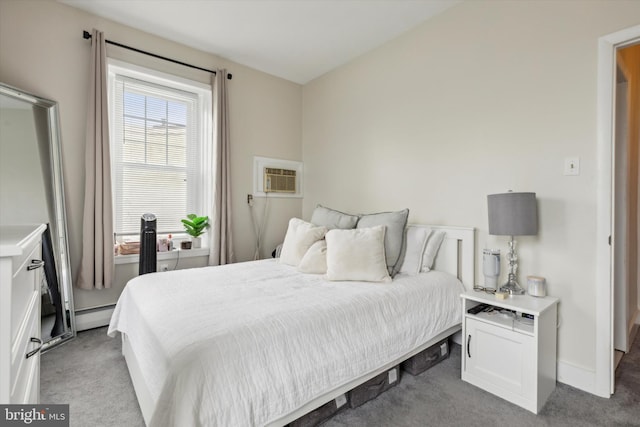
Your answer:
[0,83,76,351]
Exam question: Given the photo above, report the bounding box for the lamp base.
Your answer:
[499,281,526,295]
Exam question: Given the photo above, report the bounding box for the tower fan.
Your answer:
[139,213,157,275]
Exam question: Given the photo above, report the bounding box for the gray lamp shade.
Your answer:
[487,192,538,236]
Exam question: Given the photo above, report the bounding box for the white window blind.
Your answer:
[108,62,210,237]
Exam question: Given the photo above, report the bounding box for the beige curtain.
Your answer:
[209,69,234,265]
[77,29,114,289]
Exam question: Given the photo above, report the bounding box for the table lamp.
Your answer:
[487,192,538,295]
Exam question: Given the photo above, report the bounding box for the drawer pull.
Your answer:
[467,334,471,358]
[27,259,45,271]
[26,337,43,359]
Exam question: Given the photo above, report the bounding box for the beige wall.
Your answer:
[302,0,640,379]
[0,0,302,310]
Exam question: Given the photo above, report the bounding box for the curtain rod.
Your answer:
[82,30,232,79]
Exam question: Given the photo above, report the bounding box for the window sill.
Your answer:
[114,248,209,265]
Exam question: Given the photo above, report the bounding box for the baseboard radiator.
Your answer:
[75,305,116,331]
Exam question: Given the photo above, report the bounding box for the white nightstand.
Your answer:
[460,290,559,414]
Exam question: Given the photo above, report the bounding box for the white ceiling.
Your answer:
[60,0,460,84]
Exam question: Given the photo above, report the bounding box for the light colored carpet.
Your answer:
[326,335,640,427]
[40,327,144,427]
[41,327,639,427]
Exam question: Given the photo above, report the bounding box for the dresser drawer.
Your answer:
[11,294,41,404]
[11,241,42,343]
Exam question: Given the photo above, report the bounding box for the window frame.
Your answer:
[107,59,213,245]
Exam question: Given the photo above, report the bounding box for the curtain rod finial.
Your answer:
[83,30,92,40]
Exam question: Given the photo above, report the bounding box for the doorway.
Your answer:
[596,24,640,399]
[613,43,640,372]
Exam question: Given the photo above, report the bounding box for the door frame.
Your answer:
[613,71,629,354]
[596,24,640,397]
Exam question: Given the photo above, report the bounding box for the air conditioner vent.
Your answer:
[264,168,297,193]
[253,156,303,198]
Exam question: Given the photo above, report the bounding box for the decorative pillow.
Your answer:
[325,226,391,282]
[398,227,432,275]
[356,208,409,276]
[298,240,327,274]
[310,205,359,229]
[421,229,446,272]
[279,218,328,267]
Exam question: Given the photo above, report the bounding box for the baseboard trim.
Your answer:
[557,360,601,396]
[75,305,115,331]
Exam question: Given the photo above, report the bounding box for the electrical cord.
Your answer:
[172,248,181,270]
[249,192,270,260]
[258,192,270,258]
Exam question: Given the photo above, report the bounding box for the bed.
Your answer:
[108,224,474,426]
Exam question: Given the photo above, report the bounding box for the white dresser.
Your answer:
[0,224,46,404]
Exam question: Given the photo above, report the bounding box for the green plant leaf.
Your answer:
[182,214,209,237]
[181,219,196,227]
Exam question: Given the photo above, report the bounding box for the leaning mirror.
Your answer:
[0,83,76,351]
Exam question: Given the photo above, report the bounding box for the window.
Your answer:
[107,60,212,240]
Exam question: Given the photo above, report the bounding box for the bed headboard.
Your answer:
[407,224,475,290]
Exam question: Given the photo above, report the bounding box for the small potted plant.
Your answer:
[181,214,209,249]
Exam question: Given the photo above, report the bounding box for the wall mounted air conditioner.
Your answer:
[253,156,303,198]
[264,168,296,193]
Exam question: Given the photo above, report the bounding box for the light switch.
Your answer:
[564,157,580,176]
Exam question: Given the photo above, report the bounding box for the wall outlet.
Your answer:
[159,263,169,272]
[564,157,580,176]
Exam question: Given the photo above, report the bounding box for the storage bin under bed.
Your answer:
[288,338,451,426]
[288,394,348,427]
[348,366,400,409]
[401,338,450,376]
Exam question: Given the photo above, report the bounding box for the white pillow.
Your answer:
[298,240,327,274]
[399,227,432,275]
[421,230,446,272]
[279,218,328,267]
[325,226,391,282]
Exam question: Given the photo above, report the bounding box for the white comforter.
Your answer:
[108,259,464,427]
